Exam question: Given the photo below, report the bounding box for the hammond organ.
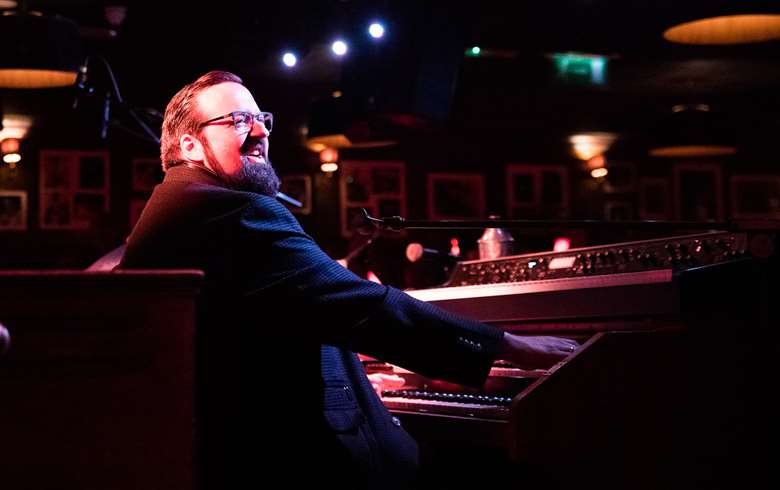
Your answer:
[365,231,775,489]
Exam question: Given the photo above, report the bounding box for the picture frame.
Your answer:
[73,194,106,227]
[0,190,28,231]
[39,150,110,229]
[280,174,312,215]
[505,164,569,218]
[131,158,164,192]
[730,175,780,219]
[672,163,723,221]
[605,200,634,221]
[639,177,671,220]
[428,173,485,220]
[340,161,406,237]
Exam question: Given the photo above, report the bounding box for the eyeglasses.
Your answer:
[199,111,273,135]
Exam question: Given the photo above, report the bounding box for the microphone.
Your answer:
[72,63,90,110]
[405,243,459,263]
[101,91,111,139]
[276,191,302,208]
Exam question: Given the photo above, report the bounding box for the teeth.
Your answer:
[243,145,262,156]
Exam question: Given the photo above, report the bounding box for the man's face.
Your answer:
[195,82,279,195]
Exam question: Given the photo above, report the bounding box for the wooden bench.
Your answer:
[0,270,203,490]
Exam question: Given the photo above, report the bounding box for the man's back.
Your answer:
[120,165,428,488]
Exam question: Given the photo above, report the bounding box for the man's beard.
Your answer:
[203,141,280,196]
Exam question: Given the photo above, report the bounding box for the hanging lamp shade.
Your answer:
[664,14,780,45]
[304,93,399,152]
[0,12,83,89]
[649,105,737,158]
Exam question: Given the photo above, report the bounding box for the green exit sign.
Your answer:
[551,53,608,85]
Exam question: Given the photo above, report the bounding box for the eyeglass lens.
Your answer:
[235,112,272,133]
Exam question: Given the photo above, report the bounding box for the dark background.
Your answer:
[1,0,779,287]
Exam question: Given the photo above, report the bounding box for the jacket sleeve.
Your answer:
[239,196,504,388]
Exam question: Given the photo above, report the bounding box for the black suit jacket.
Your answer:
[120,165,504,489]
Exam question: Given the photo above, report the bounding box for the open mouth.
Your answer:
[241,136,266,164]
[244,147,266,164]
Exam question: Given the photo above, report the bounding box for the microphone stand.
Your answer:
[357,208,780,234]
[340,231,378,265]
[73,55,161,145]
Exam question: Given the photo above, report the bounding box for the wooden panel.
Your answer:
[0,270,202,490]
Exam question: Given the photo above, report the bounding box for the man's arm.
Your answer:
[240,195,576,386]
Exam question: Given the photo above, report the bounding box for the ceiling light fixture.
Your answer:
[590,168,608,178]
[0,114,32,141]
[649,104,737,158]
[331,40,348,56]
[1,137,21,164]
[305,94,399,152]
[568,132,617,161]
[282,52,297,68]
[368,22,385,39]
[0,9,83,88]
[649,145,737,158]
[664,14,780,45]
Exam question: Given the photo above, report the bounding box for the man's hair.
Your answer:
[159,71,243,171]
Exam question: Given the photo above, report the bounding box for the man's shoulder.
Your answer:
[152,180,297,228]
[157,179,252,208]
[130,181,249,233]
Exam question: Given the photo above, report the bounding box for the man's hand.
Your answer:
[497,333,579,370]
[367,373,406,397]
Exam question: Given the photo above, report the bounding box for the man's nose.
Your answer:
[251,118,270,138]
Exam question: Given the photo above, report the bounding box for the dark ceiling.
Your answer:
[20,1,778,89]
[5,0,780,161]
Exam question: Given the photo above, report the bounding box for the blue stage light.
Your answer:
[369,22,385,39]
[282,52,297,67]
[331,40,348,56]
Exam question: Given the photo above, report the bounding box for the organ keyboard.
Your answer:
[364,230,775,489]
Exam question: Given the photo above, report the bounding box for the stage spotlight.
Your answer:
[369,22,385,39]
[282,52,297,67]
[331,40,348,56]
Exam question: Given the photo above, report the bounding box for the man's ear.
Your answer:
[179,133,205,163]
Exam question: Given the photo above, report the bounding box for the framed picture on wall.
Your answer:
[0,190,28,231]
[506,164,569,218]
[39,150,111,229]
[730,175,780,219]
[73,194,106,227]
[605,200,634,221]
[132,158,164,192]
[280,175,312,215]
[41,152,73,189]
[639,177,671,220]
[340,161,406,237]
[427,173,485,220]
[672,163,723,221]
